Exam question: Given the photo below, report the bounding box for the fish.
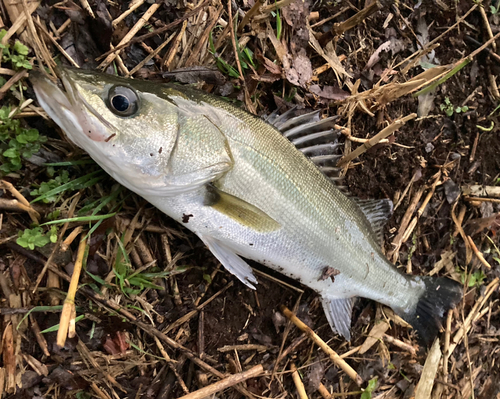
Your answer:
[31,67,462,344]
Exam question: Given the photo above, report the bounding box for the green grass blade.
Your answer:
[41,213,117,226]
[31,170,104,203]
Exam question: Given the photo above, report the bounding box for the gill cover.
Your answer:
[31,68,233,196]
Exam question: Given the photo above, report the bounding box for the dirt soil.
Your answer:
[0,0,500,398]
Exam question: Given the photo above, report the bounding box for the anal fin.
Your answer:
[201,236,258,289]
[320,296,356,341]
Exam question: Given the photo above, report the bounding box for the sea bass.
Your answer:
[31,68,462,344]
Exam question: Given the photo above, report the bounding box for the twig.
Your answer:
[0,180,39,223]
[467,236,492,269]
[451,202,472,265]
[98,2,161,69]
[227,0,256,114]
[61,226,83,251]
[280,305,363,386]
[14,252,256,398]
[79,0,95,18]
[383,334,417,356]
[290,363,308,399]
[127,30,176,77]
[153,336,190,394]
[163,20,188,70]
[388,185,426,262]
[462,185,500,198]
[177,364,263,399]
[57,236,87,348]
[417,171,441,217]
[237,0,264,32]
[394,4,478,71]
[165,281,234,333]
[414,339,441,399]
[33,18,80,67]
[0,69,29,101]
[33,192,81,292]
[218,344,269,352]
[465,197,500,204]
[446,278,499,357]
[318,1,380,46]
[21,0,56,75]
[337,113,416,167]
[112,0,145,26]
[96,1,209,62]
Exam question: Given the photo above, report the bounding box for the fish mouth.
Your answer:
[30,68,116,143]
[30,69,73,111]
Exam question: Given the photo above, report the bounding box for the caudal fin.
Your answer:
[399,276,462,346]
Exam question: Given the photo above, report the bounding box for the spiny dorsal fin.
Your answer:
[268,109,343,184]
[354,198,393,244]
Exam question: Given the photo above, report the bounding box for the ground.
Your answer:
[0,0,499,398]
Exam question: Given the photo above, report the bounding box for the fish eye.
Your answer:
[107,86,138,117]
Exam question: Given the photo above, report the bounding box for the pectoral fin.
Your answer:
[201,236,258,289]
[205,185,281,233]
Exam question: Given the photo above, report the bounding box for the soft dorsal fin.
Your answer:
[354,198,394,244]
[267,109,343,184]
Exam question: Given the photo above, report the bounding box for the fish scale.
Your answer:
[31,67,462,344]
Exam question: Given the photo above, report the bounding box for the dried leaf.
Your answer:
[414,339,441,399]
[310,84,350,100]
[365,37,406,71]
[283,51,313,88]
[2,324,15,392]
[308,27,352,82]
[103,331,130,355]
[162,66,227,85]
[359,321,390,354]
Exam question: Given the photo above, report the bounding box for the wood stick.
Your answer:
[414,339,441,399]
[291,363,309,399]
[318,1,380,46]
[280,306,363,386]
[96,1,209,62]
[112,0,145,26]
[337,113,416,167]
[467,236,492,269]
[462,185,500,198]
[465,196,500,204]
[57,236,87,347]
[98,2,161,69]
[177,364,263,399]
[446,278,499,357]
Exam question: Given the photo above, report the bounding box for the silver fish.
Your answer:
[31,68,462,343]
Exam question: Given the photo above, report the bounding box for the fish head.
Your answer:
[30,67,184,195]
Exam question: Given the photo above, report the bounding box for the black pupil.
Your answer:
[111,94,130,112]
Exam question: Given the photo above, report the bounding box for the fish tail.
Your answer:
[398,276,462,346]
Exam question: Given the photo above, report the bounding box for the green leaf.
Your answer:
[31,170,104,203]
[13,41,29,55]
[16,227,51,250]
[276,7,282,41]
[24,128,39,142]
[41,315,85,333]
[3,148,19,158]
[361,377,378,399]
